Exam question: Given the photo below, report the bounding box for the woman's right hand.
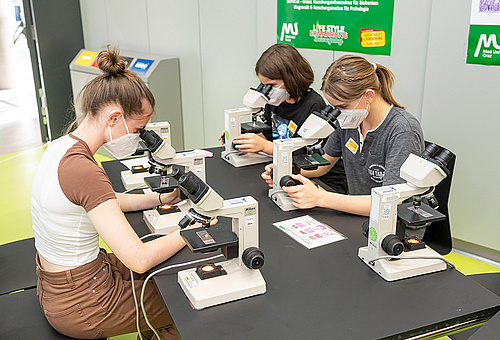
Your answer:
[218,130,226,145]
[261,163,273,187]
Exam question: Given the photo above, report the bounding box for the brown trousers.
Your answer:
[36,249,175,339]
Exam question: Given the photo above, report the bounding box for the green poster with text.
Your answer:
[277,0,394,55]
[467,0,500,66]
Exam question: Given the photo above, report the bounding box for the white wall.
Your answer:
[80,0,500,255]
[421,0,500,253]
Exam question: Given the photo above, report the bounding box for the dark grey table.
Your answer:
[103,147,500,340]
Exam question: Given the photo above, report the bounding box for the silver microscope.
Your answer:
[269,105,341,211]
[134,125,207,235]
[358,143,454,281]
[172,168,266,310]
[221,83,273,167]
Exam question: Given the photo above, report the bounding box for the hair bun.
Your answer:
[96,47,126,76]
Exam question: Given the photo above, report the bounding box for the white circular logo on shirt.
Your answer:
[368,164,385,183]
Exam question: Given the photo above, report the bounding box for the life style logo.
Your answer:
[467,0,500,65]
[277,0,394,55]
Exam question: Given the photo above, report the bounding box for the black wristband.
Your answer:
[158,192,163,205]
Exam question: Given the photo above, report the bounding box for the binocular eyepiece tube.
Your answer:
[139,129,163,152]
[422,143,453,167]
[320,105,341,125]
[255,83,273,97]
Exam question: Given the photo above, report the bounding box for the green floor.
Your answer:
[1,146,499,340]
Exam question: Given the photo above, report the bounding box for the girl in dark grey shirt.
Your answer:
[262,55,423,217]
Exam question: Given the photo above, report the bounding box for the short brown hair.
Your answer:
[255,43,314,101]
[321,55,404,109]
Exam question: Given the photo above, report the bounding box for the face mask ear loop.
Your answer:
[123,116,131,135]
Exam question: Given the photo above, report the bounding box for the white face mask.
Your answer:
[103,116,140,159]
[267,83,290,106]
[337,95,369,129]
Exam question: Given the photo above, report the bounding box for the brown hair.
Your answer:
[67,47,155,133]
[255,43,314,101]
[321,55,404,109]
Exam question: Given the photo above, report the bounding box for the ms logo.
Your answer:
[280,22,299,42]
[474,33,500,57]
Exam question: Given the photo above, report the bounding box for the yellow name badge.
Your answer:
[288,121,297,134]
[360,29,386,47]
[345,138,359,155]
[74,50,98,66]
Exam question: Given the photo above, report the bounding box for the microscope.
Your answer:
[171,168,266,310]
[120,121,172,191]
[131,124,207,235]
[358,143,454,281]
[269,105,341,211]
[221,83,274,167]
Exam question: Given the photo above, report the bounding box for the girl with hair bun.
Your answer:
[262,55,424,221]
[31,47,182,339]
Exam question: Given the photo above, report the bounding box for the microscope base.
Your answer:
[358,246,447,282]
[121,170,150,191]
[178,259,266,310]
[269,190,297,211]
[143,201,193,235]
[221,151,271,168]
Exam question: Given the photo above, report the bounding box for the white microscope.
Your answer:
[134,125,207,235]
[269,105,341,211]
[171,168,266,310]
[120,121,172,191]
[358,143,455,281]
[221,83,274,167]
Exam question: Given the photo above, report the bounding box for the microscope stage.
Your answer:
[181,224,238,254]
[292,153,330,170]
[397,203,446,227]
[144,174,179,193]
[241,121,271,134]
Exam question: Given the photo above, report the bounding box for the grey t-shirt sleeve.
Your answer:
[323,128,342,157]
[382,130,424,186]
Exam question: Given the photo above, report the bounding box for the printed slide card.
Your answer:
[273,215,346,249]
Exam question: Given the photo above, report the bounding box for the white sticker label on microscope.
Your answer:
[382,203,391,220]
[185,274,198,288]
[122,172,130,179]
[371,193,380,223]
[195,165,203,173]
[246,216,255,226]
[147,212,157,222]
[279,143,293,150]
[230,118,235,129]
[382,193,400,202]
[281,152,288,165]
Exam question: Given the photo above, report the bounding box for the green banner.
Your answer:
[467,25,500,65]
[277,0,394,55]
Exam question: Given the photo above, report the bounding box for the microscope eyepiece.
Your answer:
[422,143,439,158]
[255,83,264,92]
[319,105,341,126]
[171,167,185,181]
[435,149,453,167]
[262,84,273,96]
[178,174,199,195]
[139,129,163,152]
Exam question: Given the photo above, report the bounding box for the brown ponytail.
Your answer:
[66,46,155,133]
[321,55,404,109]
